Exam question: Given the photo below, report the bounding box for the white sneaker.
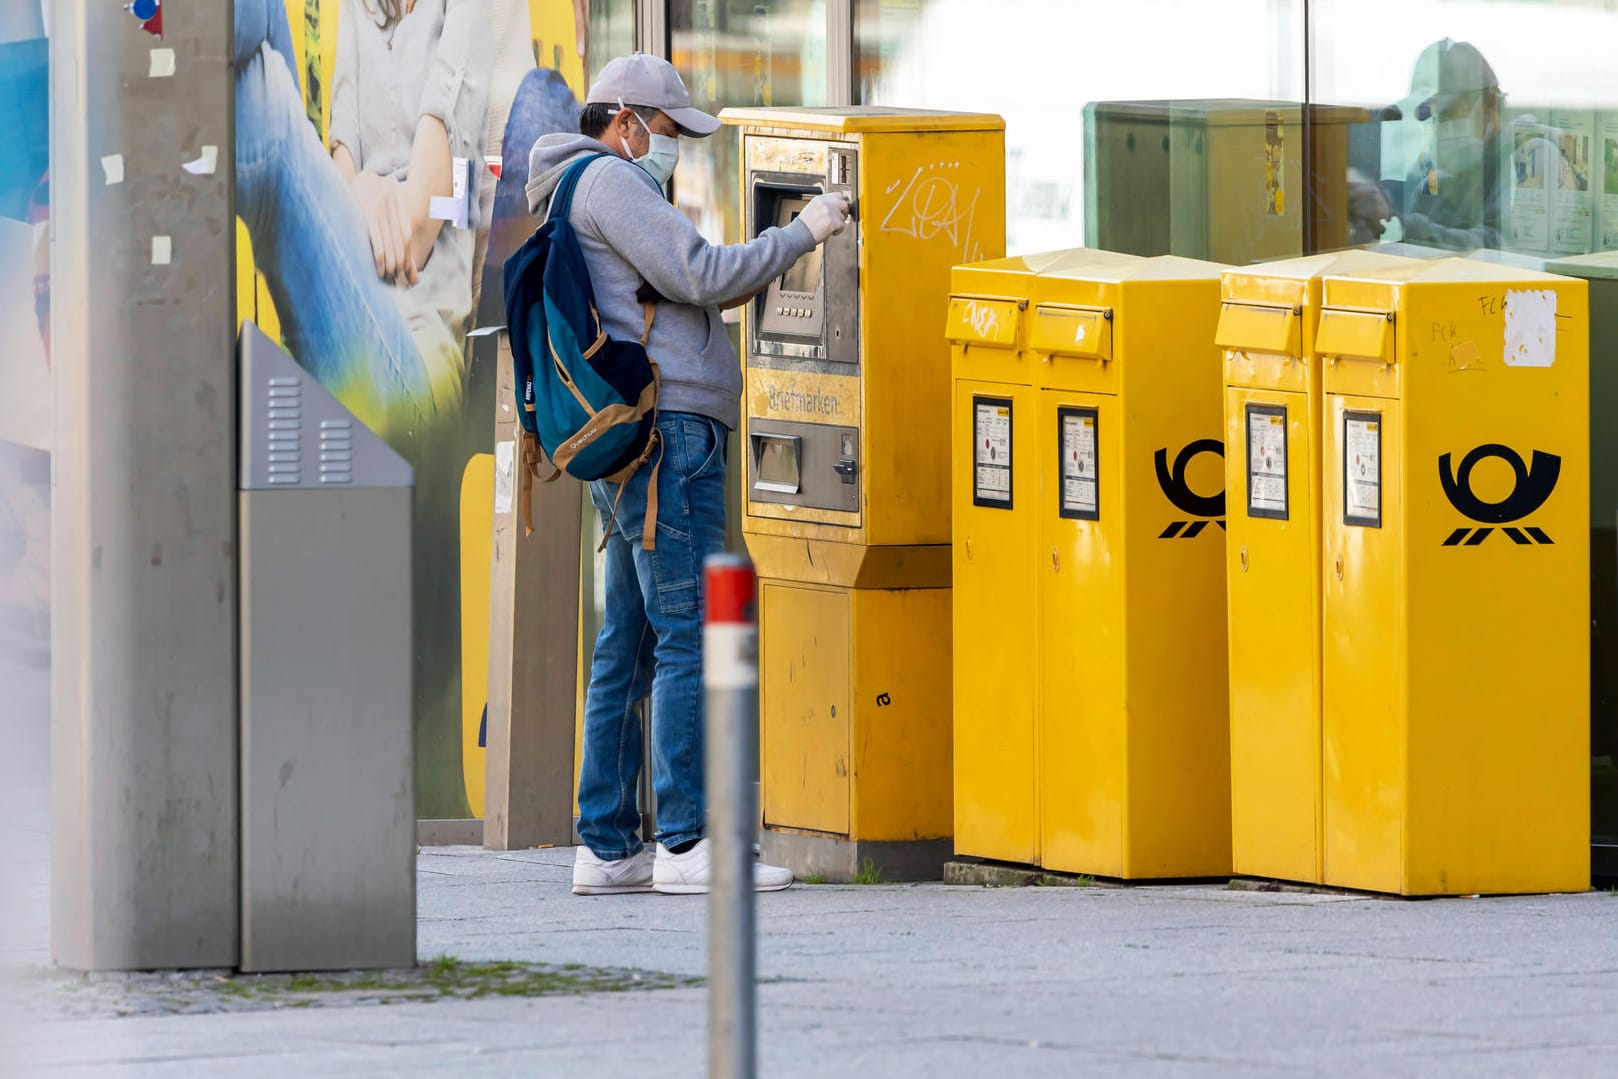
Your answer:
[652,839,794,895]
[572,845,654,895]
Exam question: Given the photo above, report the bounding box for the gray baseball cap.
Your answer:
[586,54,720,138]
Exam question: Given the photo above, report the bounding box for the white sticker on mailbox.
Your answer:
[1344,411,1382,527]
[1246,405,1288,520]
[1059,408,1099,520]
[973,398,1013,507]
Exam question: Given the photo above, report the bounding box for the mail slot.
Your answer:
[1216,301,1300,359]
[1030,305,1112,361]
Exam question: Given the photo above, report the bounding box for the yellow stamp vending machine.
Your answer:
[722,107,1006,882]
[952,253,1233,879]
[1217,251,1421,885]
[1319,257,1589,896]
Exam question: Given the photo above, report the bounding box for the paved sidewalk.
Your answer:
[7,653,1618,1076]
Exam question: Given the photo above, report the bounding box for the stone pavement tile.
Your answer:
[8,990,706,1078]
[11,805,1618,1079]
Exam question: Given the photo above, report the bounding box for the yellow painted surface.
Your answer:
[1216,302,1299,360]
[760,583,850,836]
[1225,384,1320,882]
[1321,258,1590,895]
[1220,251,1422,885]
[1036,386,1126,875]
[729,111,1007,850]
[1030,305,1111,362]
[860,127,1006,549]
[1322,395,1405,895]
[744,535,950,590]
[459,454,494,819]
[946,296,1022,350]
[848,586,954,840]
[952,381,1039,864]
[1103,261,1231,879]
[951,251,1233,878]
[527,0,586,95]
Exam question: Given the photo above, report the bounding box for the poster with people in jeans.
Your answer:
[233,0,594,818]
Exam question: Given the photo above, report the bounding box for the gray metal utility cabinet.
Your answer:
[237,322,416,972]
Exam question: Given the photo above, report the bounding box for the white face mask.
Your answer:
[625,108,680,187]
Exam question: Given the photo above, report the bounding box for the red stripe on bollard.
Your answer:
[705,554,756,626]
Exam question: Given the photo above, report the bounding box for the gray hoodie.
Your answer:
[525,134,817,429]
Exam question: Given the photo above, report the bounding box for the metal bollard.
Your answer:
[704,554,758,1079]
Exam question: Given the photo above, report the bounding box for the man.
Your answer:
[524,54,850,896]
[1347,39,1504,252]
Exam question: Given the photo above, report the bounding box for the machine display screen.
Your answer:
[777,198,823,294]
[758,189,827,341]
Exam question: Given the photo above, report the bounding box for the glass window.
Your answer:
[671,0,828,245]
[856,0,1306,262]
[1312,1,1618,260]
[587,0,635,86]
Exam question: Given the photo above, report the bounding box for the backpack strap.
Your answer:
[547,152,611,224]
[517,430,562,538]
[595,423,667,554]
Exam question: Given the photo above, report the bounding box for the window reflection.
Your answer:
[855,0,1305,258]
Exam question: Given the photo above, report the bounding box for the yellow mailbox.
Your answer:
[1218,251,1422,885]
[1320,257,1589,896]
[952,252,1233,879]
[723,107,1006,882]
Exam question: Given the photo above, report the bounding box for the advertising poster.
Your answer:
[234,0,593,818]
[1551,110,1595,254]
[1598,111,1618,250]
[0,2,50,670]
[1507,111,1551,253]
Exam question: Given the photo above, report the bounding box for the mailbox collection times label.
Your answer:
[1059,407,1099,520]
[973,397,1013,509]
[1344,411,1382,527]
[1246,404,1288,521]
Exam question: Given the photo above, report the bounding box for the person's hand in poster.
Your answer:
[342,164,420,287]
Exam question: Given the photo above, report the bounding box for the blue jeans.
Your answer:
[233,0,436,426]
[579,412,730,858]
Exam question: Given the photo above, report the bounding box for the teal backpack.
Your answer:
[503,153,663,549]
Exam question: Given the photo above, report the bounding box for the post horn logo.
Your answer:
[1156,439,1226,539]
[1438,444,1560,547]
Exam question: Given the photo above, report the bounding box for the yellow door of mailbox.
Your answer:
[952,252,1232,880]
[724,107,1007,882]
[1218,251,1421,885]
[1319,257,1590,896]
[947,248,1142,866]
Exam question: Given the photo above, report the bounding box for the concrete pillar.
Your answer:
[50,0,237,970]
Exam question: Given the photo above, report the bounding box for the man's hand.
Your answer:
[799,192,851,244]
[1346,168,1392,244]
[350,171,419,288]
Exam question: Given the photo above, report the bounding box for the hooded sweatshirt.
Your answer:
[525,133,818,429]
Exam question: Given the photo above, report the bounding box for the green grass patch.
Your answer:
[45,958,700,1019]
